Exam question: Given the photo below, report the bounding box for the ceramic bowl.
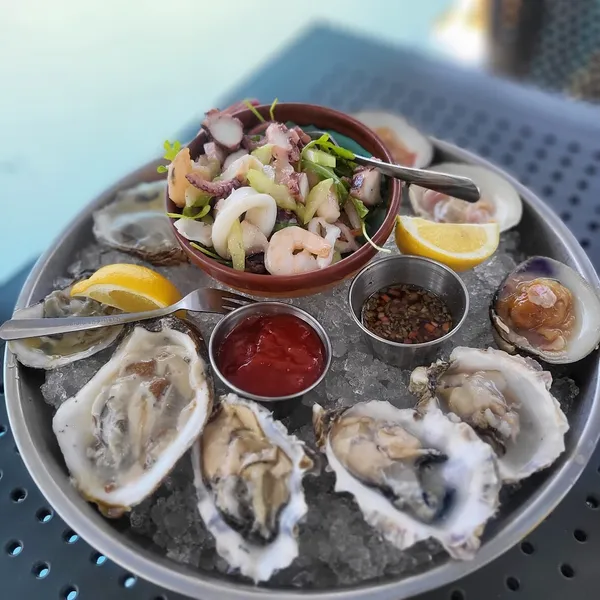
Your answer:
[166,103,401,297]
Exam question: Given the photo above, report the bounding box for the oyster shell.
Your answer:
[490,256,600,364]
[192,393,313,582]
[9,287,123,369]
[52,317,213,517]
[410,347,569,483]
[93,180,187,265]
[408,163,523,232]
[352,111,433,168]
[313,400,500,559]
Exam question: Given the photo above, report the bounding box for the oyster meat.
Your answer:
[313,400,500,559]
[490,256,600,364]
[93,180,187,265]
[408,163,523,232]
[410,347,569,482]
[192,393,313,582]
[9,287,123,369]
[53,317,213,517]
[352,111,433,168]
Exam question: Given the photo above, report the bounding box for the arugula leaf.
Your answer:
[302,159,348,200]
[350,196,369,220]
[244,99,265,123]
[272,220,297,233]
[163,140,181,161]
[190,242,232,264]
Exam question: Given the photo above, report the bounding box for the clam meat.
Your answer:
[192,393,313,582]
[408,163,523,232]
[313,400,500,559]
[490,256,600,364]
[93,180,187,265]
[9,287,123,369]
[53,317,213,517]
[410,347,569,482]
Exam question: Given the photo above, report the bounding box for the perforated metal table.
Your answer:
[3,25,600,600]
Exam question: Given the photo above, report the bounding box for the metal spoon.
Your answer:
[306,130,481,203]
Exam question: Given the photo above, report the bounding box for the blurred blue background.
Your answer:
[0,0,456,286]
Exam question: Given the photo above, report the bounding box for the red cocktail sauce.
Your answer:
[217,314,325,397]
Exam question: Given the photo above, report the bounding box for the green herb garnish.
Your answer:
[244,99,265,123]
[157,140,182,173]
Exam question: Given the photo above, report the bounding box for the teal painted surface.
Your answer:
[0,0,450,284]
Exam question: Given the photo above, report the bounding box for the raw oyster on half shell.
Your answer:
[490,256,600,364]
[9,287,123,369]
[313,400,500,559]
[53,317,213,517]
[410,347,569,483]
[93,180,187,265]
[192,393,313,582]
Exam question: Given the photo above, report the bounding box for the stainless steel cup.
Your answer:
[348,255,469,369]
[208,301,332,403]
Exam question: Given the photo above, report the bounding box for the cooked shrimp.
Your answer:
[241,220,268,255]
[265,226,331,275]
[308,218,341,269]
[167,148,193,207]
[316,188,341,223]
[212,187,277,258]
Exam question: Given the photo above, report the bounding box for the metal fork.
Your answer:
[0,288,254,341]
[306,130,481,203]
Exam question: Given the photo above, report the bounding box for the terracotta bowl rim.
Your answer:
[165,102,401,289]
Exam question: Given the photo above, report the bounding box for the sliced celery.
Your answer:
[303,178,333,224]
[246,169,297,211]
[227,219,246,271]
[251,144,274,165]
[350,196,369,219]
[303,148,336,168]
[302,160,348,200]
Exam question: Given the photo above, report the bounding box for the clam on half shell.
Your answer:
[313,400,500,560]
[352,111,434,168]
[52,317,213,517]
[408,162,523,232]
[490,256,600,364]
[9,287,123,370]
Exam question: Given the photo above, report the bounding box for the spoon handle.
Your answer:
[354,155,481,203]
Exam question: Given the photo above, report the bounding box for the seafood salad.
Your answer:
[161,102,389,276]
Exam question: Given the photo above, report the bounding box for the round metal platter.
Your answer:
[4,139,600,600]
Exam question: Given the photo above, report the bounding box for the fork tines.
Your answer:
[216,290,255,306]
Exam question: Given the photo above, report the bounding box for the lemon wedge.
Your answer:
[70,264,182,312]
[394,216,500,271]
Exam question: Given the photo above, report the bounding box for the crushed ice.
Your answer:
[38,230,581,587]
